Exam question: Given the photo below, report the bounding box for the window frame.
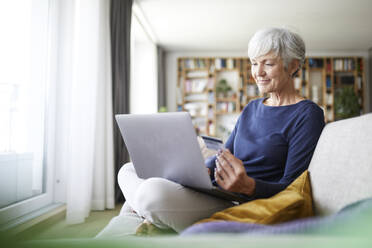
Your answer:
[0,0,58,226]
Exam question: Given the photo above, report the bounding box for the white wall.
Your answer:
[131,41,158,114]
[165,50,371,113]
[130,12,158,114]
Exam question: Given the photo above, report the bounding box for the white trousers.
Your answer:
[118,163,234,233]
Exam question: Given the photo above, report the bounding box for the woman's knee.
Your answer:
[133,177,175,215]
[117,163,138,195]
[117,162,134,183]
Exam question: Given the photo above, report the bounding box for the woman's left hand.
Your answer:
[215,149,255,196]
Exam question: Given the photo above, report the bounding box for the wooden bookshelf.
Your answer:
[304,57,365,122]
[177,57,257,139]
[177,56,365,139]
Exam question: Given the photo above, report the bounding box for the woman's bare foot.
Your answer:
[135,220,177,236]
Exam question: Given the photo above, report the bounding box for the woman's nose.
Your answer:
[256,64,265,76]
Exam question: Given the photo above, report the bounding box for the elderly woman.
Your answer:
[209,27,325,199]
[117,27,325,234]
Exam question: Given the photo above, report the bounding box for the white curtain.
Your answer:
[54,0,115,224]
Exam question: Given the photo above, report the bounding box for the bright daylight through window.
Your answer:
[0,0,50,213]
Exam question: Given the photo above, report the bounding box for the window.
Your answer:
[0,0,54,225]
[130,7,158,114]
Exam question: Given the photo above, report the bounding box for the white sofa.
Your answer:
[309,113,372,216]
[95,113,372,244]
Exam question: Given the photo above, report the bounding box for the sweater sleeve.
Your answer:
[254,105,325,199]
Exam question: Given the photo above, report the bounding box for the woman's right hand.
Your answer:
[215,149,255,196]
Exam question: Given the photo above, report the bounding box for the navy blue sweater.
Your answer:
[206,98,325,199]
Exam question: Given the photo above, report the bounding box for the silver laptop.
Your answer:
[115,112,249,203]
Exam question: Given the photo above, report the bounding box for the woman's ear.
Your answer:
[290,60,300,78]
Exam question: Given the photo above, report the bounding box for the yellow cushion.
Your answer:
[198,170,313,225]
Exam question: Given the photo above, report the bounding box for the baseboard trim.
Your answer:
[2,203,66,235]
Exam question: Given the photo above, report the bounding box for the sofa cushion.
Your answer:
[308,113,372,216]
[195,170,313,225]
[182,197,372,236]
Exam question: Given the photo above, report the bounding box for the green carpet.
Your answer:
[15,205,121,241]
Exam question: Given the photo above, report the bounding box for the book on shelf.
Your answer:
[357,77,362,89]
[184,79,207,93]
[207,78,214,89]
[326,111,333,122]
[207,123,216,137]
[209,63,215,73]
[334,59,355,71]
[226,58,234,69]
[239,76,244,89]
[185,58,207,69]
[239,59,244,71]
[326,93,333,105]
[186,70,208,78]
[208,91,215,103]
[302,86,307,96]
[185,59,195,69]
[326,76,332,89]
[195,59,206,68]
[184,94,208,102]
[208,107,214,119]
[308,58,324,68]
[184,102,207,116]
[221,59,226,68]
[334,59,341,71]
[215,58,227,70]
[326,59,332,73]
[217,102,236,113]
[214,59,220,70]
[239,92,247,106]
[214,58,221,70]
[356,59,363,72]
[176,86,183,105]
[301,68,306,80]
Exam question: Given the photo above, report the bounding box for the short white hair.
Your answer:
[248,27,306,68]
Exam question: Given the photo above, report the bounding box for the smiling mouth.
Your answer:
[257,79,271,84]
